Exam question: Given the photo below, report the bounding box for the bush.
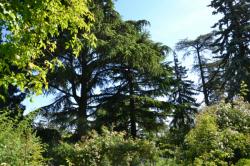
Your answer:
[236,158,250,166]
[185,100,250,165]
[51,128,159,166]
[0,112,45,165]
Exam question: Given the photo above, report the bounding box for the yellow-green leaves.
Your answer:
[185,100,250,164]
[52,128,159,165]
[0,113,45,165]
[0,0,95,95]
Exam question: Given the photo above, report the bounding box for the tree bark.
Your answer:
[128,69,137,138]
[77,99,88,140]
[196,49,210,105]
[76,52,89,140]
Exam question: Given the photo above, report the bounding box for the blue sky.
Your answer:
[23,0,220,113]
[115,0,220,48]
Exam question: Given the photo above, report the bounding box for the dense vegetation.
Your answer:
[0,0,249,165]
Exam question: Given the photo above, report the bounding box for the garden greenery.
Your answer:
[0,112,45,165]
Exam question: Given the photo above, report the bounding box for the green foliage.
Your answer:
[240,81,249,99]
[185,99,250,165]
[175,33,214,105]
[96,20,173,137]
[155,158,180,166]
[236,159,250,166]
[38,0,123,139]
[0,84,26,118]
[0,1,250,165]
[39,0,173,139]
[0,0,94,95]
[209,0,250,102]
[51,128,159,166]
[169,53,198,145]
[0,112,45,165]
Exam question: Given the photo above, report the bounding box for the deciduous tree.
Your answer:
[0,0,94,95]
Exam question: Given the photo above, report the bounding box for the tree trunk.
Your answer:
[129,95,137,138]
[76,52,89,140]
[77,99,88,140]
[197,49,210,105]
[128,70,137,138]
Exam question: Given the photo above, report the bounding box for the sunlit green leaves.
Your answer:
[185,100,250,164]
[51,128,159,165]
[0,0,95,95]
[0,112,45,165]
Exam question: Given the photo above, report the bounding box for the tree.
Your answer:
[175,33,214,105]
[0,113,45,165]
[0,0,94,95]
[185,99,250,165]
[0,85,26,117]
[209,0,250,102]
[169,53,198,145]
[95,20,173,138]
[39,1,174,139]
[39,0,122,139]
[0,32,26,117]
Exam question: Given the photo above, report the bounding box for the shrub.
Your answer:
[236,158,250,166]
[185,100,250,165]
[0,112,45,165]
[51,128,159,166]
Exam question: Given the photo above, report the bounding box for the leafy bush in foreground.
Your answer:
[185,99,250,165]
[51,128,159,166]
[0,112,45,166]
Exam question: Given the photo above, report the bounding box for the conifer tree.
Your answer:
[209,0,250,102]
[169,53,198,145]
[96,21,173,138]
[39,0,121,139]
[175,33,214,105]
[38,0,172,139]
[204,60,225,103]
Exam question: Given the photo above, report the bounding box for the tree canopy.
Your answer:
[0,0,95,95]
[0,0,249,165]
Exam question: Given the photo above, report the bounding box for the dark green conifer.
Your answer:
[175,33,214,105]
[96,21,173,138]
[209,0,250,102]
[169,53,198,145]
[39,0,121,139]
